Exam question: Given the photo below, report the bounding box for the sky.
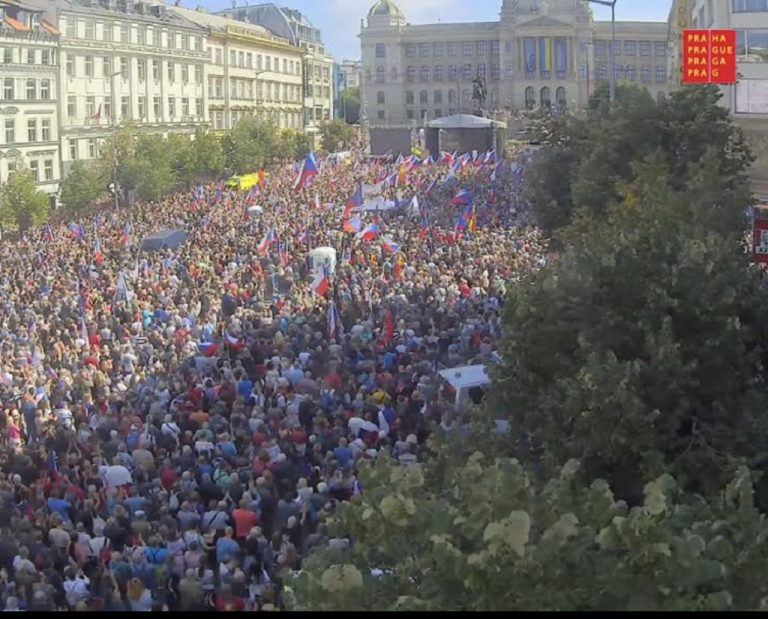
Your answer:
[196,0,673,61]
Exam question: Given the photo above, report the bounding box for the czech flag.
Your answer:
[44,224,54,243]
[68,223,85,240]
[293,152,319,192]
[257,227,277,256]
[311,265,330,297]
[450,189,473,206]
[119,223,132,247]
[245,185,259,205]
[381,235,400,255]
[343,217,363,234]
[343,184,364,219]
[328,301,343,340]
[438,151,455,165]
[482,149,496,166]
[93,238,104,264]
[357,223,380,241]
[198,342,219,357]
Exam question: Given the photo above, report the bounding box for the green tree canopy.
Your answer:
[319,119,356,152]
[0,167,49,230]
[59,160,107,215]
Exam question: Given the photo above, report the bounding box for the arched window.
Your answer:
[376,66,386,83]
[377,91,385,105]
[555,86,566,111]
[524,86,535,109]
[540,86,551,108]
[419,90,428,104]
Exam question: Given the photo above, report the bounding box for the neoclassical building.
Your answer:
[360,0,671,127]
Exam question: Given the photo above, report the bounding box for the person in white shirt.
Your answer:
[102,458,132,491]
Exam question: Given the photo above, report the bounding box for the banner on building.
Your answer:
[753,213,768,264]
[682,29,737,84]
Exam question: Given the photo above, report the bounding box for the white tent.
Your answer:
[309,247,337,275]
[427,113,507,130]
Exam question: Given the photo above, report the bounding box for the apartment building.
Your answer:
[216,3,335,130]
[0,0,61,194]
[360,0,673,128]
[57,0,208,176]
[169,5,304,132]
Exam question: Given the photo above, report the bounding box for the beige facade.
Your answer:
[360,0,673,128]
[169,6,304,132]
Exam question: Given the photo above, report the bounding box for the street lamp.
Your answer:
[586,0,618,109]
[107,69,122,210]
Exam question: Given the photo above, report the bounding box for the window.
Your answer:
[2,48,11,64]
[104,99,111,120]
[153,96,161,118]
[614,64,624,80]
[377,91,385,105]
[376,66,386,82]
[44,159,53,181]
[448,89,456,103]
[624,40,636,56]
[655,41,666,57]
[656,65,667,82]
[491,64,500,80]
[434,108,442,118]
[195,65,202,84]
[405,43,416,58]
[85,96,95,118]
[137,59,146,81]
[65,18,76,39]
[196,98,203,118]
[182,35,189,51]
[420,43,430,57]
[182,97,189,118]
[4,119,14,144]
[88,138,97,159]
[462,64,472,80]
[104,23,113,42]
[406,90,414,105]
[737,29,768,62]
[477,41,488,56]
[406,109,414,119]
[626,65,637,81]
[525,86,535,109]
[27,119,37,142]
[640,65,651,82]
[639,41,651,56]
[103,56,111,77]
[84,20,94,40]
[447,42,457,56]
[26,79,35,100]
[29,160,39,181]
[448,64,458,80]
[41,119,50,141]
[406,65,416,82]
[540,86,551,107]
[181,64,189,83]
[434,64,444,81]
[168,97,175,119]
[121,24,129,44]
[40,79,50,100]
[377,110,385,120]
[66,56,75,77]
[376,43,386,58]
[168,62,175,82]
[556,86,566,109]
[84,56,94,77]
[246,53,253,68]
[434,90,442,104]
[67,96,76,118]
[69,140,77,161]
[419,90,428,104]
[505,64,514,80]
[120,57,128,78]
[595,40,606,57]
[596,64,608,80]
[463,41,473,56]
[136,96,145,120]
[152,59,160,80]
[491,40,500,55]
[121,96,129,119]
[477,63,486,79]
[420,65,430,81]
[26,49,34,65]
[217,49,224,66]
[434,42,444,57]
[733,0,768,12]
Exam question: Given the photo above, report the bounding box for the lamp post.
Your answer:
[586,0,618,109]
[108,70,122,210]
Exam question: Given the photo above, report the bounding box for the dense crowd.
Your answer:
[0,143,546,611]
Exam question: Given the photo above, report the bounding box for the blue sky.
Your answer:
[197,0,673,60]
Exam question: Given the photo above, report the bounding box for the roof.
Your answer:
[438,365,491,390]
[368,0,403,18]
[428,114,507,129]
[58,0,204,31]
[169,4,275,39]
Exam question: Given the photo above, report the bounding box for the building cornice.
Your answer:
[60,39,209,59]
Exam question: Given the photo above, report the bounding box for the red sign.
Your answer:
[682,29,737,85]
[753,217,768,264]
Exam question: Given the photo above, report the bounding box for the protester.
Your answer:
[0,143,545,610]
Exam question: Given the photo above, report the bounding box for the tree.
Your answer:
[98,122,143,199]
[224,118,282,173]
[133,134,175,202]
[0,167,49,230]
[291,446,768,611]
[59,161,107,214]
[319,119,356,152]
[340,87,361,124]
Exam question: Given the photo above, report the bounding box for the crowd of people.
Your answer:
[0,141,547,611]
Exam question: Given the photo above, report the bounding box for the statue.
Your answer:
[471,78,487,111]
